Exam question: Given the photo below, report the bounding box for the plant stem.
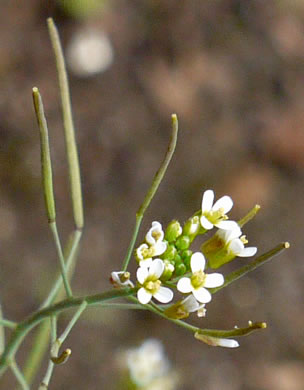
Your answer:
[10,360,30,390]
[0,288,136,377]
[122,114,178,271]
[0,319,16,329]
[57,301,87,345]
[209,242,290,294]
[49,222,73,298]
[47,18,83,230]
[238,204,260,228]
[23,230,81,385]
[41,229,81,308]
[38,317,57,390]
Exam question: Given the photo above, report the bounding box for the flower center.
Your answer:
[144,280,161,295]
[151,230,162,242]
[205,207,228,224]
[191,270,206,289]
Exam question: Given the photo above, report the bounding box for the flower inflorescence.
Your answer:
[111,189,258,332]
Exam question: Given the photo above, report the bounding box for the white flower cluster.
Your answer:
[111,189,258,342]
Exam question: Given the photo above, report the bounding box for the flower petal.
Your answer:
[212,195,233,213]
[177,277,192,293]
[152,241,167,256]
[204,273,224,288]
[201,189,214,212]
[229,238,244,255]
[139,258,153,268]
[149,259,164,279]
[216,338,239,348]
[216,220,239,230]
[193,287,212,303]
[182,295,200,312]
[137,288,152,304]
[238,246,257,257]
[200,215,214,230]
[154,286,174,303]
[191,252,206,272]
[137,267,149,284]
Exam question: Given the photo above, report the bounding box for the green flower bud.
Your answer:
[173,254,182,265]
[176,235,190,250]
[161,244,177,261]
[165,220,182,242]
[175,263,186,276]
[181,250,192,270]
[160,260,175,281]
[183,216,200,238]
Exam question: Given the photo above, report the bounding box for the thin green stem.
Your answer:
[58,301,87,345]
[38,318,57,390]
[0,288,135,377]
[0,303,5,355]
[23,230,81,385]
[209,242,290,294]
[97,302,147,310]
[238,204,261,228]
[10,360,30,390]
[41,229,81,308]
[0,319,16,329]
[49,222,73,298]
[47,18,83,230]
[122,114,178,271]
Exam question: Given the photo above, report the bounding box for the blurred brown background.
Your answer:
[1,0,304,389]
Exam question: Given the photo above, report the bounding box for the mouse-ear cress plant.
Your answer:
[0,18,289,390]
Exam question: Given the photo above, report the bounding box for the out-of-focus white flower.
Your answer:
[200,189,238,230]
[216,227,257,258]
[110,271,134,288]
[126,339,170,387]
[194,332,239,348]
[137,259,173,304]
[177,252,224,303]
[67,27,114,77]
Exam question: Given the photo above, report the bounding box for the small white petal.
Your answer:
[229,239,244,255]
[139,258,153,268]
[137,288,152,304]
[149,259,164,279]
[136,243,149,260]
[182,295,200,312]
[216,338,239,348]
[238,247,257,257]
[204,273,224,288]
[191,252,206,273]
[152,241,167,256]
[177,277,192,293]
[154,286,174,303]
[212,195,233,213]
[200,215,214,230]
[193,287,212,303]
[216,220,239,230]
[225,226,242,241]
[137,267,149,284]
[152,221,162,229]
[201,189,214,212]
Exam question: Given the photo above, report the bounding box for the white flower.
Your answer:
[217,227,257,257]
[136,243,153,268]
[146,221,165,246]
[126,339,170,386]
[177,252,224,303]
[200,189,238,230]
[110,271,134,288]
[194,332,239,348]
[181,295,206,317]
[137,259,174,304]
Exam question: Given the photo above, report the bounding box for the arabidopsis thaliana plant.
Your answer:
[137,259,173,304]
[177,252,224,303]
[200,189,238,230]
